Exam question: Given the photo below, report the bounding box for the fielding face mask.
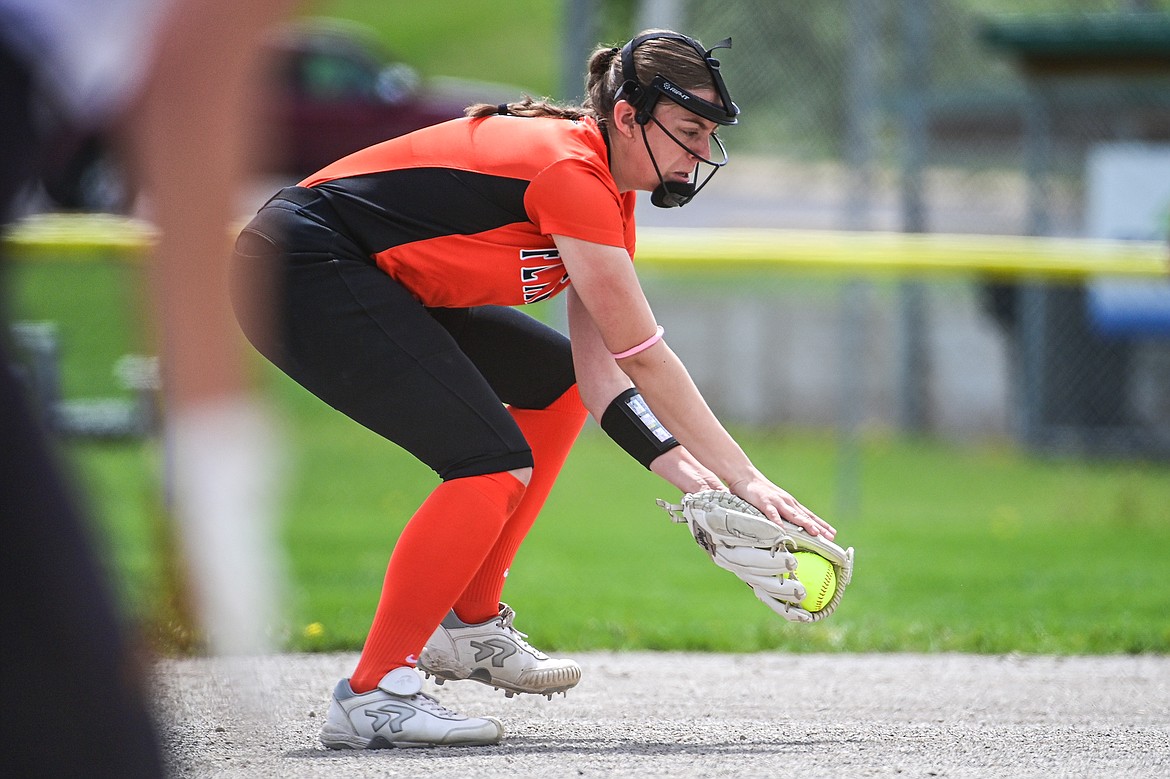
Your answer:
[614,32,740,208]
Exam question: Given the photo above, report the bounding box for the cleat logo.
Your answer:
[366,703,415,734]
[471,638,517,668]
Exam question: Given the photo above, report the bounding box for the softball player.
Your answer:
[232,29,836,749]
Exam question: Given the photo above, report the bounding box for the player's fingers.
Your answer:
[789,503,839,540]
[774,498,823,536]
[804,509,837,540]
[811,517,836,540]
[735,482,829,537]
[786,497,836,539]
[764,500,817,535]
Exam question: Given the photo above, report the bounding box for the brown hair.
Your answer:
[465,29,718,135]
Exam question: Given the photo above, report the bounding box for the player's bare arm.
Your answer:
[555,234,834,539]
[566,286,723,494]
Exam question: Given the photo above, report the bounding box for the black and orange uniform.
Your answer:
[303,115,636,308]
[234,114,634,478]
[231,113,633,692]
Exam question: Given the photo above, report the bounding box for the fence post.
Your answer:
[838,0,881,519]
[898,0,930,434]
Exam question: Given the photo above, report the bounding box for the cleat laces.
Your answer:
[495,607,539,656]
[408,692,462,718]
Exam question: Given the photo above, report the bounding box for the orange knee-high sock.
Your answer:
[349,471,525,693]
[453,385,588,624]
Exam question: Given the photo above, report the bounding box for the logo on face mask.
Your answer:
[658,80,691,103]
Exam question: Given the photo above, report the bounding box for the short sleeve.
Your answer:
[524,157,627,248]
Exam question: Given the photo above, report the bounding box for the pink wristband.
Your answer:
[611,325,665,360]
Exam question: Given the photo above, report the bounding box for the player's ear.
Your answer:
[612,100,638,137]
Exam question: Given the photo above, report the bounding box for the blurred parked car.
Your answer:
[40,18,526,212]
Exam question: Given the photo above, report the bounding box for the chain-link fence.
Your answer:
[607,0,1170,457]
[673,0,1170,228]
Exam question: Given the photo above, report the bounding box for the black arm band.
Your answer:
[599,388,681,469]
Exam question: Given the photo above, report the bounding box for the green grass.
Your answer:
[10,259,1170,656]
[64,376,1170,657]
[6,259,150,398]
[311,0,561,97]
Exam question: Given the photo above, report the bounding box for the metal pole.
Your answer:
[844,0,879,231]
[897,0,930,434]
[636,0,685,33]
[1019,81,1052,447]
[838,0,880,520]
[560,0,597,103]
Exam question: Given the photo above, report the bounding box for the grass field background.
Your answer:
[309,0,562,98]
[10,259,1170,657]
[8,3,1169,658]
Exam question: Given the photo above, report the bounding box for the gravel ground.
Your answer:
[154,651,1170,778]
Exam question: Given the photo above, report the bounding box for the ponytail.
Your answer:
[465,45,623,132]
[465,96,592,121]
[466,35,712,131]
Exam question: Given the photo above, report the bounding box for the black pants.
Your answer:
[0,45,164,778]
[231,187,576,480]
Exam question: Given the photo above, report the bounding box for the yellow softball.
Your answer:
[791,551,836,612]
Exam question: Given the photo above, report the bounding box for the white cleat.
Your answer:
[319,667,504,749]
[419,603,581,698]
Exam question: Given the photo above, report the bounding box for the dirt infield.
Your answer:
[155,651,1170,778]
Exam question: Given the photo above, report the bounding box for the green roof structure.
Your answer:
[981,12,1170,72]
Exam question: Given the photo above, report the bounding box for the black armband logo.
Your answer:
[599,388,681,469]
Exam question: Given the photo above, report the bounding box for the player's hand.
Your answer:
[727,472,836,540]
[650,447,726,494]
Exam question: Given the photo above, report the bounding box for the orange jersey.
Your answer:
[299,115,637,308]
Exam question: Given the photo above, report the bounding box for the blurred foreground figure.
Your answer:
[0,0,294,775]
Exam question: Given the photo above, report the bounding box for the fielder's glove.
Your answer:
[657,490,854,623]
